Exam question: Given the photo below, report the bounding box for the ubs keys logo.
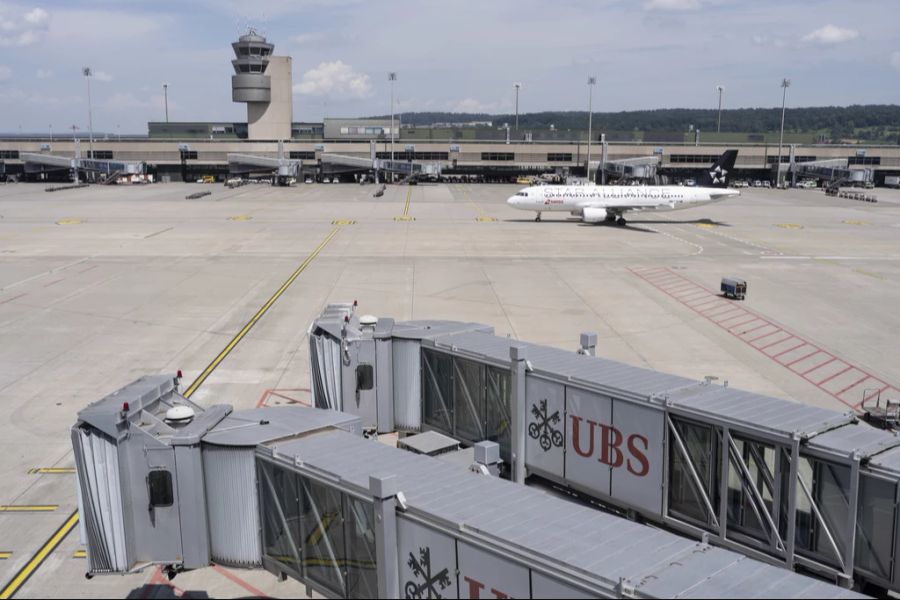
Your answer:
[528,399,563,452]
[570,414,650,477]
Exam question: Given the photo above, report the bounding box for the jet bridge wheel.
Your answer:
[534,212,542,222]
[616,217,627,226]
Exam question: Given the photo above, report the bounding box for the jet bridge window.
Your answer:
[356,364,374,391]
[257,460,377,599]
[422,348,512,464]
[855,474,896,582]
[779,454,851,569]
[667,417,720,528]
[147,470,173,508]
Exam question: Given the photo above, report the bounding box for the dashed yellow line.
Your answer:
[182,225,342,399]
[394,185,416,221]
[27,468,74,475]
[72,550,86,559]
[228,214,253,221]
[0,511,79,599]
[0,553,11,560]
[331,219,356,225]
[776,223,804,229]
[55,218,82,226]
[0,506,58,512]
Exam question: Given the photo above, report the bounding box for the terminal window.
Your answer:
[481,152,515,161]
[547,153,573,162]
[289,151,315,159]
[0,150,20,159]
[848,156,881,165]
[670,154,719,164]
[767,156,817,164]
[88,150,114,159]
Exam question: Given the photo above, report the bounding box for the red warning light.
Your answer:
[122,402,130,412]
[353,300,358,307]
[176,370,183,379]
[344,315,350,322]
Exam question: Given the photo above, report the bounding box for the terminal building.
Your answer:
[1,30,898,186]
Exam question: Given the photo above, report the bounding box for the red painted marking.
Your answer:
[785,349,822,368]
[801,356,838,376]
[256,387,311,408]
[724,316,758,329]
[748,328,783,344]
[0,293,27,305]
[43,279,63,288]
[702,304,736,317]
[212,565,269,598]
[760,335,797,352]
[815,365,855,387]
[688,295,721,307]
[773,342,810,360]
[78,265,98,274]
[711,308,747,323]
[668,282,700,293]
[735,321,770,336]
[630,266,898,412]
[835,375,872,397]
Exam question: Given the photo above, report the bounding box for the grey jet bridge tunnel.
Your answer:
[71,375,862,599]
[308,303,900,595]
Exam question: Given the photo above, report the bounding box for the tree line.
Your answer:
[369,105,900,142]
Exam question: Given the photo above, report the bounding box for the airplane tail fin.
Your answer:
[699,150,738,187]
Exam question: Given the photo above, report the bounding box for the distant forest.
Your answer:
[368,105,900,143]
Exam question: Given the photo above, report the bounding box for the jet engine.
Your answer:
[582,207,609,223]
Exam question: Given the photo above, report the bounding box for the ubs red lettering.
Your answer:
[463,576,509,599]
[570,414,649,477]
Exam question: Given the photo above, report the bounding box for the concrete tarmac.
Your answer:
[0,180,898,597]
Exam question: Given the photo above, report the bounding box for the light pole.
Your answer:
[716,85,724,134]
[513,82,521,131]
[163,83,169,123]
[49,124,53,143]
[776,78,791,187]
[389,72,396,175]
[83,67,94,157]
[586,77,596,182]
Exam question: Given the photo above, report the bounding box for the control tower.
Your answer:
[231,29,292,140]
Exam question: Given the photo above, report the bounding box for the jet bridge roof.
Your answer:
[264,428,861,599]
[421,329,862,442]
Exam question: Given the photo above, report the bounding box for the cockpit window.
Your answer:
[517,191,528,196]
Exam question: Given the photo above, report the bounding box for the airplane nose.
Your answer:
[507,196,516,206]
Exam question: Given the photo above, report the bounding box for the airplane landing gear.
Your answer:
[535,212,542,222]
[616,217,627,227]
[605,214,617,224]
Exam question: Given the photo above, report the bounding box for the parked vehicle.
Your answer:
[721,277,747,300]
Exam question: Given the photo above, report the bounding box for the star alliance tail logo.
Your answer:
[709,165,728,185]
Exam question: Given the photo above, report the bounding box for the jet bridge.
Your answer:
[21,151,146,182]
[72,374,862,599]
[309,303,900,594]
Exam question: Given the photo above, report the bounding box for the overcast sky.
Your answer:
[1,0,898,133]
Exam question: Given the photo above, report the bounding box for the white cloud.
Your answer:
[0,65,11,82]
[891,51,900,72]
[24,7,49,25]
[644,0,701,11]
[92,70,114,82]
[36,68,52,79]
[802,25,859,45]
[294,60,372,98]
[0,6,50,47]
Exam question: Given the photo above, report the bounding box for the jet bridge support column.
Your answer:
[370,474,400,598]
[510,344,528,484]
[600,134,608,185]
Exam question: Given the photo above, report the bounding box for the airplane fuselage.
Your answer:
[507,184,739,214]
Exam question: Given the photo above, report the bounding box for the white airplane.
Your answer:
[507,150,740,226]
